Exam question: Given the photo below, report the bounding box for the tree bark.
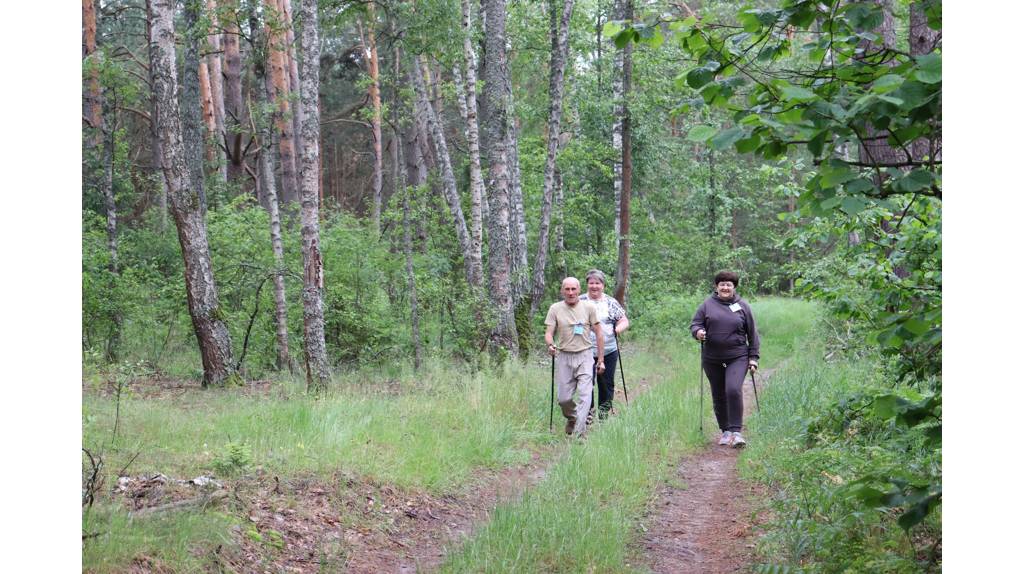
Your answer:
[253,12,293,372]
[83,0,102,147]
[460,0,486,289]
[279,0,304,166]
[182,1,209,212]
[411,55,478,288]
[297,0,331,392]
[206,0,228,182]
[360,9,384,235]
[481,0,519,356]
[858,0,904,171]
[554,166,567,278]
[613,0,633,307]
[223,0,246,181]
[102,88,122,361]
[611,0,625,239]
[148,0,236,387]
[910,1,940,163]
[529,0,575,315]
[264,0,300,206]
[390,31,422,370]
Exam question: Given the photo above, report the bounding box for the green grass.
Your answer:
[440,296,817,572]
[84,358,561,493]
[82,297,817,573]
[738,326,941,572]
[82,505,236,573]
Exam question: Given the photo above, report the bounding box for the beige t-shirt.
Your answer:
[545,300,599,353]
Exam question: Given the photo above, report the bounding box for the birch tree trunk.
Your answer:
[481,0,519,355]
[554,167,567,278]
[411,55,478,287]
[460,0,486,281]
[265,0,301,206]
[254,13,293,372]
[613,0,633,307]
[182,1,208,212]
[529,0,575,315]
[206,0,228,182]
[361,8,384,235]
[297,0,331,392]
[102,88,122,361]
[148,0,236,387]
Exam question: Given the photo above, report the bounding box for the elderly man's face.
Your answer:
[561,279,581,304]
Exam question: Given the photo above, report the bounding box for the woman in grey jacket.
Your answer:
[690,271,760,448]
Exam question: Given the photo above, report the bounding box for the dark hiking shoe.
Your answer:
[565,418,576,435]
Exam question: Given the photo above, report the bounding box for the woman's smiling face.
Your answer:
[587,277,604,297]
[716,281,735,299]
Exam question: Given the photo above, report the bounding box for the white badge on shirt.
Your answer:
[573,323,585,335]
[729,303,742,312]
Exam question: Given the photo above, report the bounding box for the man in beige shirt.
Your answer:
[545,277,605,436]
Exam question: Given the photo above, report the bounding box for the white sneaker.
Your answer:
[730,432,747,448]
[718,431,733,445]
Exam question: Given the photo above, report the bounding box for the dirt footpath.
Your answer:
[636,369,772,573]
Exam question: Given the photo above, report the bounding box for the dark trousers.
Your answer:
[591,350,619,417]
[702,355,747,432]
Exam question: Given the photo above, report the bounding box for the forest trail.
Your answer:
[340,372,650,572]
[636,368,774,573]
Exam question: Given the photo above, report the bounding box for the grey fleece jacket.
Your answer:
[689,294,760,361]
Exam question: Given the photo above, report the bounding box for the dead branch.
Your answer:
[129,490,229,518]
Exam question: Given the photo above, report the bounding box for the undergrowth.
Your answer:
[740,329,941,573]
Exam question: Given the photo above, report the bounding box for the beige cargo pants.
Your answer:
[555,349,594,436]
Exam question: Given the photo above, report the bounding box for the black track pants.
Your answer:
[591,350,619,417]
[702,355,747,433]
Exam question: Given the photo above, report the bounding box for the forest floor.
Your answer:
[90,371,773,573]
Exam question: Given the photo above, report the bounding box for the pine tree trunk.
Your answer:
[613,0,633,307]
[910,1,940,163]
[361,8,384,235]
[254,13,293,372]
[411,55,477,287]
[279,0,304,165]
[481,0,519,355]
[460,0,486,288]
[148,0,235,387]
[182,1,208,212]
[265,0,300,206]
[206,0,228,182]
[199,60,219,168]
[82,0,102,147]
[297,0,331,392]
[858,0,904,171]
[391,33,422,370]
[223,1,245,182]
[530,0,575,315]
[611,0,626,240]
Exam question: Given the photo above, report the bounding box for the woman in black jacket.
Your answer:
[690,271,760,448]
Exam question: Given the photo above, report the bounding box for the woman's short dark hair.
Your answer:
[713,270,740,287]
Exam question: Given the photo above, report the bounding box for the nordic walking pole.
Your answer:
[698,339,705,433]
[549,355,555,431]
[613,330,629,404]
[748,366,761,412]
